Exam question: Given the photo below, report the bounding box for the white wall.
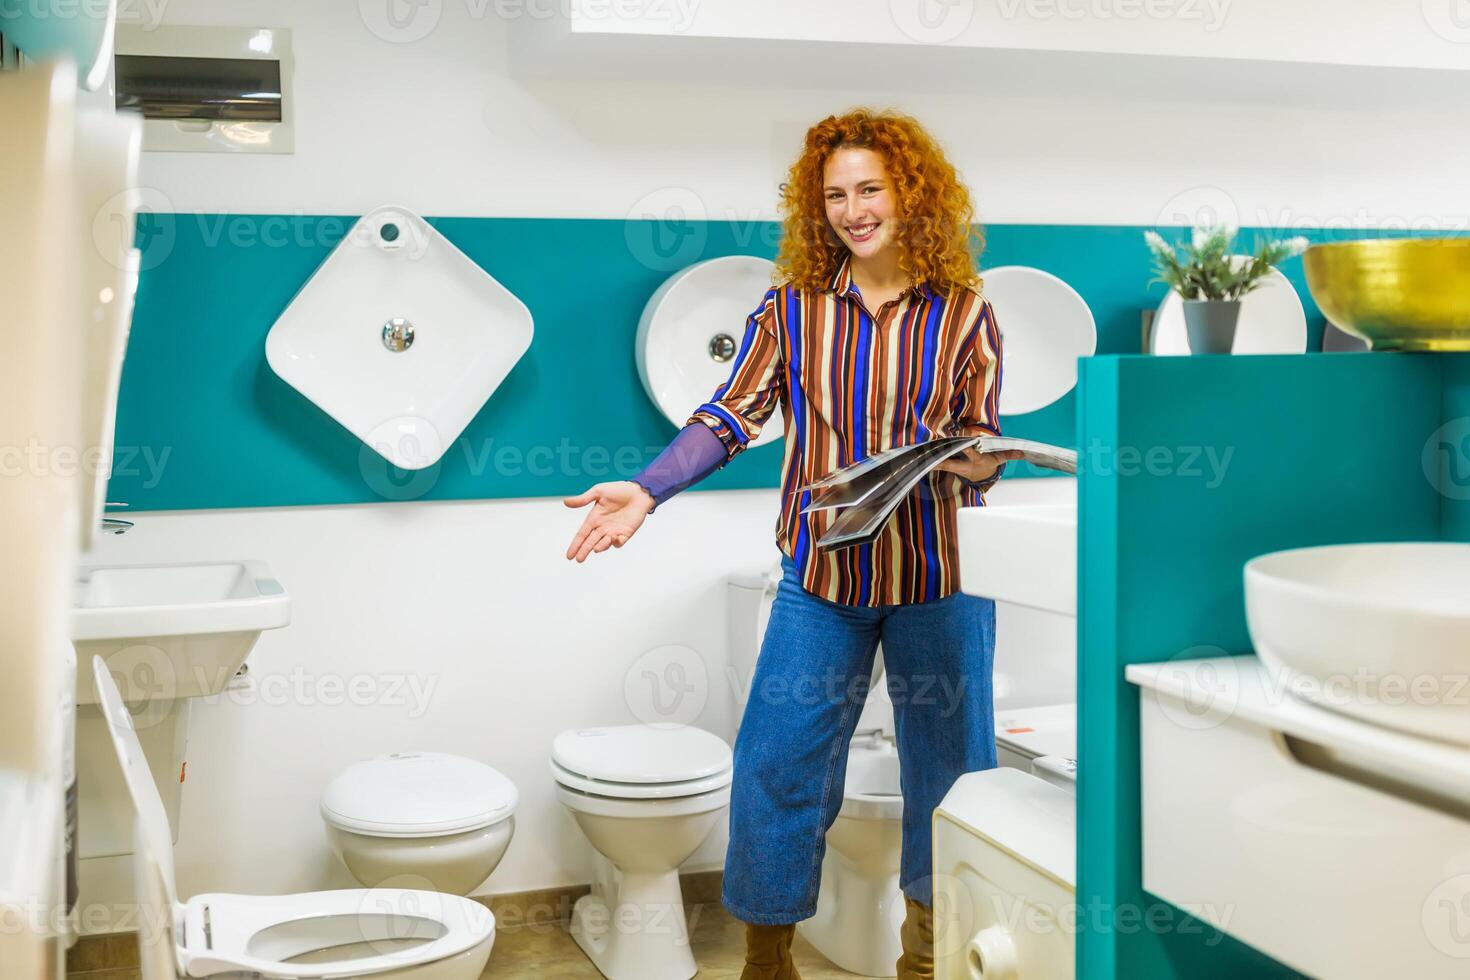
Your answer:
[77,0,1465,928]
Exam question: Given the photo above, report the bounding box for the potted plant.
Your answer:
[1145,226,1309,354]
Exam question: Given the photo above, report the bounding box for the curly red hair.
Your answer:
[775,108,982,294]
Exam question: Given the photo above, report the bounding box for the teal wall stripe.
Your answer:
[109,217,1424,512]
[1077,352,1449,979]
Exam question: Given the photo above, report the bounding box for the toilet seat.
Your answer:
[548,759,732,800]
[321,752,518,838]
[92,656,495,980]
[179,887,493,978]
[549,724,733,800]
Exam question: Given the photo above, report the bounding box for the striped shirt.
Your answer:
[688,253,1004,607]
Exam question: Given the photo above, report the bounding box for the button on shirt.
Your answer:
[688,253,1004,607]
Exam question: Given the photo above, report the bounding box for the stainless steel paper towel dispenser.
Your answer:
[114,25,293,154]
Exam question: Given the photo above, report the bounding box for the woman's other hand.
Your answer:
[933,447,1025,485]
[563,481,656,562]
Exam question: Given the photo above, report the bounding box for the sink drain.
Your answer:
[709,333,736,362]
[382,317,415,352]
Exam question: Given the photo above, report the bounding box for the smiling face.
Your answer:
[822,146,899,261]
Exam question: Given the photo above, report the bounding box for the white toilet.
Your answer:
[728,564,907,977]
[322,752,518,894]
[92,658,495,980]
[730,565,1081,978]
[550,724,733,980]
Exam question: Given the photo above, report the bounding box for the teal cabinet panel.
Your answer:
[1077,353,1444,979]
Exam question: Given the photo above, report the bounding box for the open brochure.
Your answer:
[792,436,1077,551]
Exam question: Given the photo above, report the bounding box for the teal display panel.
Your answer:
[1075,352,1465,979]
[110,216,1365,512]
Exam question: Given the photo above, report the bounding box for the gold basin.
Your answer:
[1302,238,1470,351]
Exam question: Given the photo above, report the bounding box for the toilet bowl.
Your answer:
[92,658,495,980]
[550,724,733,980]
[796,735,904,977]
[730,563,905,975]
[322,752,517,895]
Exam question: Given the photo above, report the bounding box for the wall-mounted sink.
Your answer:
[636,255,784,446]
[958,481,1078,616]
[72,560,290,704]
[266,205,533,471]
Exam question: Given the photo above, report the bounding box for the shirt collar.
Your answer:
[828,252,939,303]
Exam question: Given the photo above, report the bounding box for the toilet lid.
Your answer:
[321,752,518,838]
[551,725,732,785]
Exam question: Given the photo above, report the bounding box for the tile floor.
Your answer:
[486,900,880,979]
[66,901,881,979]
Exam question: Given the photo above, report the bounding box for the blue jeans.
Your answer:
[722,554,997,924]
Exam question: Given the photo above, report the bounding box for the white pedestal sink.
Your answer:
[72,561,289,860]
[957,479,1078,616]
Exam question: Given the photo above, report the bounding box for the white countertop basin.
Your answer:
[71,561,290,704]
[1244,542,1470,746]
[958,479,1077,616]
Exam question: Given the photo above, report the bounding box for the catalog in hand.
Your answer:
[792,436,1077,551]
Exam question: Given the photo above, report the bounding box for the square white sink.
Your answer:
[266,205,533,470]
[958,479,1078,616]
[71,560,290,704]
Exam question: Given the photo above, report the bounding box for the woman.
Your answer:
[564,108,1016,980]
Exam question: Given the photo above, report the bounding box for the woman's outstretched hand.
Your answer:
[563,481,656,562]
[933,447,1025,485]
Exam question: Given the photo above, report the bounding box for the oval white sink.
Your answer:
[636,255,783,446]
[1245,542,1470,745]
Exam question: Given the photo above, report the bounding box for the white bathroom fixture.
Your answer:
[322,752,518,895]
[729,564,903,974]
[550,724,732,980]
[93,658,496,980]
[933,767,1077,980]
[266,205,533,470]
[1245,541,1470,745]
[72,560,289,861]
[72,561,291,704]
[957,482,1078,616]
[796,736,904,978]
[1129,655,1470,980]
[995,703,1077,776]
[114,25,295,153]
[636,255,784,446]
[979,266,1096,416]
[1149,260,1307,355]
[74,106,142,551]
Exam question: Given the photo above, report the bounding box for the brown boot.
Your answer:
[895,896,935,980]
[740,922,800,980]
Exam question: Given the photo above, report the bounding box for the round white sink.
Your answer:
[635,255,783,447]
[1244,542,1470,745]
